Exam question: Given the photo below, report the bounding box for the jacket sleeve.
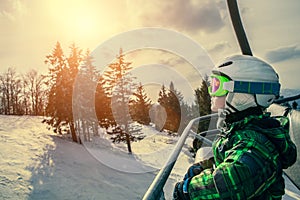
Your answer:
[266,116,297,169]
[187,130,282,200]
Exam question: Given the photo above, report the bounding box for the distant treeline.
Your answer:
[0,42,211,151]
[0,67,46,116]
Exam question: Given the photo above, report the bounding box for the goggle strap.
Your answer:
[223,81,280,95]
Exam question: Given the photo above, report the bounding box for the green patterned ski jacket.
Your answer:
[188,113,297,200]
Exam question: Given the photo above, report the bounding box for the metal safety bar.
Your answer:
[142,113,218,200]
[189,129,220,146]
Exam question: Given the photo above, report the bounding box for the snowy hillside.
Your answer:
[0,115,193,200]
[1,115,299,200]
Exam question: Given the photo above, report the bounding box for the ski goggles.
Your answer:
[208,74,230,96]
[208,74,281,97]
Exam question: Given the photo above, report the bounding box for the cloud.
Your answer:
[208,41,231,54]
[0,0,27,21]
[127,0,225,33]
[265,44,300,63]
[159,53,186,67]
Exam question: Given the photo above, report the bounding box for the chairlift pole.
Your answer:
[142,113,218,200]
[227,0,252,56]
[227,1,300,106]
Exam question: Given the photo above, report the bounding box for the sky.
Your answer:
[1,0,300,95]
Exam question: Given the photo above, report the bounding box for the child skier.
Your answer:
[173,55,297,200]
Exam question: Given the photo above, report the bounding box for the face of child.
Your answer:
[211,96,226,112]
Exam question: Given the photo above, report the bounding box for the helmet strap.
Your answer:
[225,100,239,113]
[254,94,260,107]
[224,93,239,114]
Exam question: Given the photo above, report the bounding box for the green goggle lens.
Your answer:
[208,75,230,96]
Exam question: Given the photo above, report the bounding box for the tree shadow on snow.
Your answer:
[27,135,157,200]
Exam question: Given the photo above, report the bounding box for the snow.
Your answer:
[1,115,299,200]
[0,115,193,200]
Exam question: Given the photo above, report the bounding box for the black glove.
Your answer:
[183,163,203,180]
[184,157,215,180]
[173,179,191,200]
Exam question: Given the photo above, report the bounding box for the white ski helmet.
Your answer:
[210,55,280,113]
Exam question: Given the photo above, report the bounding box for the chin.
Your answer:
[211,106,218,112]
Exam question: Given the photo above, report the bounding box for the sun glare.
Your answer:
[72,14,98,37]
[46,1,104,39]
[44,0,122,43]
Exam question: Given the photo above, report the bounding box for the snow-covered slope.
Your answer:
[0,116,153,199]
[0,116,192,200]
[0,115,299,199]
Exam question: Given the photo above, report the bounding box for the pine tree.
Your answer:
[178,101,196,134]
[196,76,211,116]
[66,43,83,142]
[44,41,66,131]
[44,42,83,143]
[73,49,102,142]
[80,49,113,131]
[157,82,183,133]
[129,83,152,125]
[194,75,211,132]
[166,81,182,132]
[158,84,168,105]
[45,42,66,84]
[192,75,213,152]
[156,84,168,131]
[102,48,137,153]
[95,76,114,128]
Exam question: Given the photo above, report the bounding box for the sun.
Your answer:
[45,0,118,41]
[47,1,102,38]
[72,14,98,37]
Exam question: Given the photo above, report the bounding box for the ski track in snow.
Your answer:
[0,115,194,200]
